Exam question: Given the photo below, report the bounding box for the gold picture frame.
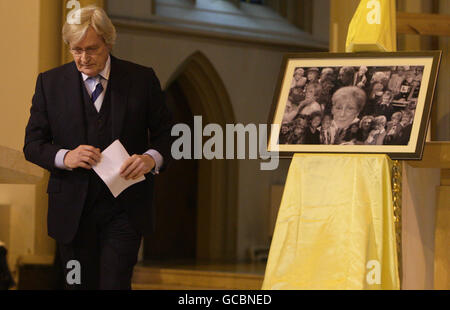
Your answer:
[268,51,442,160]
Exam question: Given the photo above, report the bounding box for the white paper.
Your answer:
[92,140,145,198]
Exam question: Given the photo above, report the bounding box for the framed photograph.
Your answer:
[267,51,441,160]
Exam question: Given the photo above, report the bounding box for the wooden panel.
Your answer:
[434,186,450,289]
[441,169,450,186]
[397,12,450,36]
[407,142,450,169]
[296,0,314,33]
[329,0,360,52]
[16,255,54,266]
[402,162,441,289]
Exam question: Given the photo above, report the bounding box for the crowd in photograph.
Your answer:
[279,65,423,146]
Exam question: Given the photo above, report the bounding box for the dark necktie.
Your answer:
[90,77,104,104]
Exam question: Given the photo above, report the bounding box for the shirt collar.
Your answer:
[81,55,111,82]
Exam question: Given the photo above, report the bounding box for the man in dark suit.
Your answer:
[23,6,172,289]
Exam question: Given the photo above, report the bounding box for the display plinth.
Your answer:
[0,145,43,184]
[263,154,400,290]
[402,142,450,289]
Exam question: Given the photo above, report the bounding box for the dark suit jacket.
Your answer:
[23,55,172,244]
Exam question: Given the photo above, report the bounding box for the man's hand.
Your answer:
[64,145,101,169]
[120,154,155,180]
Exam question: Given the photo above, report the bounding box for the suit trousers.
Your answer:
[58,196,142,290]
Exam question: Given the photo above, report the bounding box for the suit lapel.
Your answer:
[109,55,131,140]
[63,62,87,145]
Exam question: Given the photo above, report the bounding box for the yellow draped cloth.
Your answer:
[262,154,400,290]
[345,0,397,52]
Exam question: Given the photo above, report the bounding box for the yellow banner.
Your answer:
[346,0,397,52]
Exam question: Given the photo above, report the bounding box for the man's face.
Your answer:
[70,26,110,77]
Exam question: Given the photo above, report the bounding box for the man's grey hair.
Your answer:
[62,5,116,48]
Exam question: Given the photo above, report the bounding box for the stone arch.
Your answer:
[166,51,238,261]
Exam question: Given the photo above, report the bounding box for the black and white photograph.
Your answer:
[268,52,441,159]
[279,65,422,146]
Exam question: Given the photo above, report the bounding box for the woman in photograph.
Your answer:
[408,74,422,101]
[298,82,323,116]
[374,90,395,120]
[279,123,292,144]
[355,115,374,145]
[304,111,322,144]
[384,111,403,145]
[291,67,307,89]
[319,67,335,83]
[287,115,308,144]
[362,82,385,116]
[289,86,306,105]
[390,110,414,145]
[388,66,406,96]
[336,66,355,88]
[370,71,390,89]
[282,97,301,124]
[318,68,336,114]
[319,114,335,145]
[330,86,366,144]
[306,67,320,85]
[353,66,368,89]
[365,115,387,145]
[342,121,360,144]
